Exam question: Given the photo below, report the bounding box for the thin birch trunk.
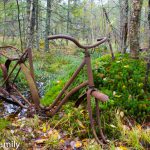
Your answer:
[26,0,36,49]
[148,0,150,48]
[119,0,128,53]
[129,0,143,58]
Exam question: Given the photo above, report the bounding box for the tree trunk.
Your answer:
[148,0,150,48]
[3,1,6,43]
[101,5,119,46]
[16,0,23,51]
[67,0,70,34]
[119,0,128,53]
[129,0,143,59]
[45,0,52,51]
[66,0,70,45]
[26,0,36,49]
[83,5,86,41]
[90,0,94,43]
[35,0,39,50]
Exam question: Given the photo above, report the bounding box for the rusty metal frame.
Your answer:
[0,35,109,144]
[0,46,40,109]
[46,35,109,144]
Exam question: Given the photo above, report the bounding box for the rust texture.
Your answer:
[0,46,40,109]
[47,35,109,144]
[0,35,109,144]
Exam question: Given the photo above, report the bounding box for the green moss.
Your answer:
[41,80,67,106]
[41,54,86,106]
[93,53,150,122]
[0,119,10,130]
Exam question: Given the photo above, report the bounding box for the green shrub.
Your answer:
[93,53,150,122]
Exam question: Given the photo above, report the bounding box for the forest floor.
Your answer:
[0,47,150,150]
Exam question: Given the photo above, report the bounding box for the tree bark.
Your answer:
[90,0,94,43]
[26,0,36,49]
[102,7,119,46]
[129,0,143,59]
[16,0,23,51]
[3,1,6,43]
[66,0,70,45]
[148,0,150,48]
[35,0,39,50]
[45,0,52,51]
[119,0,128,53]
[67,0,70,34]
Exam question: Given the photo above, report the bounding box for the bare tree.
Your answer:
[67,0,70,35]
[119,0,128,53]
[3,0,6,43]
[90,0,94,43]
[148,0,150,48]
[16,0,23,51]
[129,0,143,58]
[35,0,39,50]
[45,0,52,51]
[26,0,36,48]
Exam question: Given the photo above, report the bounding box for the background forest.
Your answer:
[0,0,149,53]
[0,0,150,150]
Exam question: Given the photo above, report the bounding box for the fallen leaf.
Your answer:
[115,146,128,150]
[34,138,48,144]
[70,141,76,148]
[42,125,47,133]
[75,141,82,148]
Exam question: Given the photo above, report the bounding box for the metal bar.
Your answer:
[85,54,94,87]
[12,67,21,84]
[87,89,103,145]
[45,59,86,110]
[91,91,109,102]
[48,35,107,49]
[95,98,107,143]
[50,81,88,116]
[10,85,31,106]
[0,88,27,108]
[2,49,27,86]
[20,63,40,109]
[27,48,35,79]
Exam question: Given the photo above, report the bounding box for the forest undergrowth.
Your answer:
[0,47,150,150]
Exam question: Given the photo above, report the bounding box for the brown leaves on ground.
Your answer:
[2,115,97,150]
